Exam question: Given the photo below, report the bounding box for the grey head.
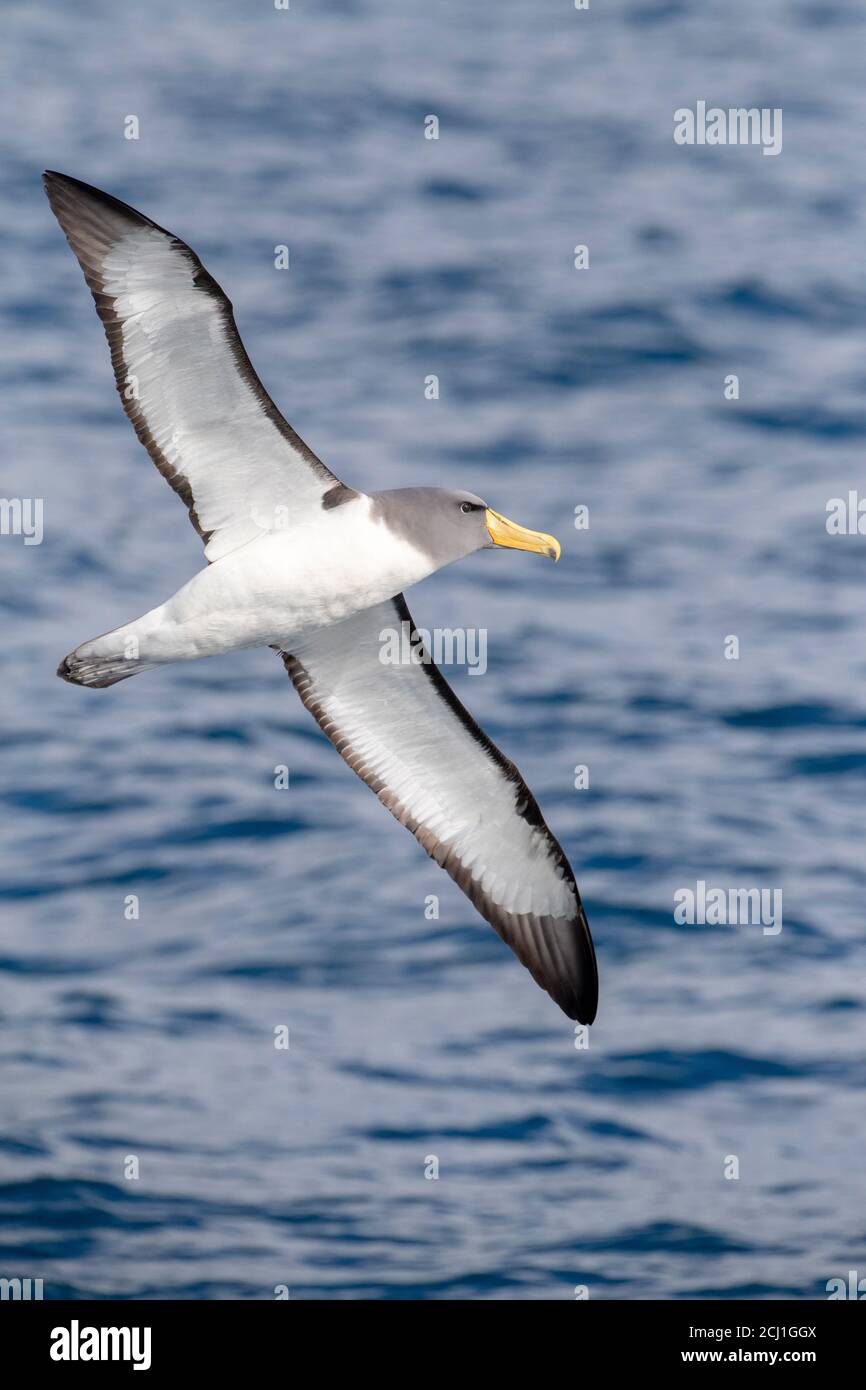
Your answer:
[369,487,562,569]
[370,488,492,569]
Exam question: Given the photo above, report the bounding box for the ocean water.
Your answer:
[1,0,866,1299]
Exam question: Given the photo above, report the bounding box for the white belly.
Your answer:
[134,494,434,662]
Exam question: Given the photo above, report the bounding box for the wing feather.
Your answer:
[280,595,598,1022]
[43,171,352,559]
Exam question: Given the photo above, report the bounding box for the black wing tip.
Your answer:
[42,169,165,236]
[541,902,598,1024]
[566,979,598,1025]
[553,948,598,1023]
[43,169,109,202]
[577,912,599,1024]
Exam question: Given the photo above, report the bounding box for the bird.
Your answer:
[43,170,598,1025]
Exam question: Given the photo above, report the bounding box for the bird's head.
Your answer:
[370,487,561,571]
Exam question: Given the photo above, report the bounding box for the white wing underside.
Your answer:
[281,596,598,1022]
[44,171,346,561]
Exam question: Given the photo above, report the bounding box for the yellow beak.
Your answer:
[485,508,561,562]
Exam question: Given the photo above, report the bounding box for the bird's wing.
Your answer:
[279,595,598,1022]
[43,171,352,561]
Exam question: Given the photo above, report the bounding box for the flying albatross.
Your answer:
[44,171,598,1024]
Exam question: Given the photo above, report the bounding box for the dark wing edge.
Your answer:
[278,594,598,1023]
[42,170,343,544]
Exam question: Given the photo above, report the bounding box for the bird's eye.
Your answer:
[460,502,473,514]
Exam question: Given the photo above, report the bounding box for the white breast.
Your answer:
[156,494,436,658]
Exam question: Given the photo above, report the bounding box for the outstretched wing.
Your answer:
[43,171,352,561]
[279,595,598,1023]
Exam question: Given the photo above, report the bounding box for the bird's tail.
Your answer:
[58,624,157,688]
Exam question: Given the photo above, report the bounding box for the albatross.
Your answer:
[44,171,598,1024]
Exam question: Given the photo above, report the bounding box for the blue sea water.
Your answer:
[1,0,866,1299]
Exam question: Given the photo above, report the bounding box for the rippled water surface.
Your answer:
[2,0,866,1298]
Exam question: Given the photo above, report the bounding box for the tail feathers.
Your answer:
[58,642,155,689]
